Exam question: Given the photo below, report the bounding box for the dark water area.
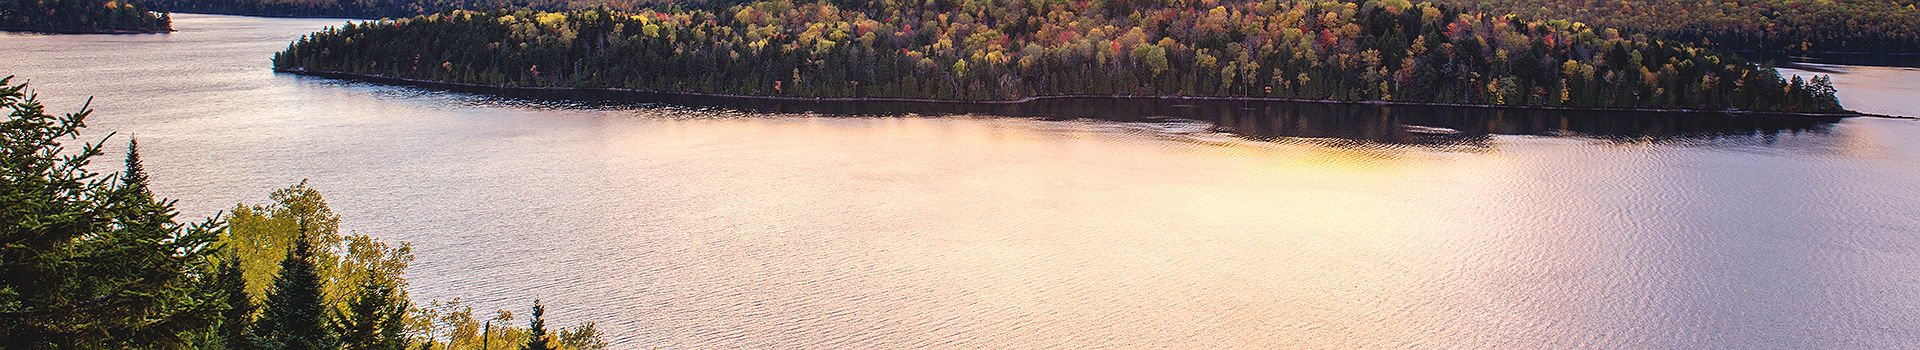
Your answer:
[655,95,1846,144]
[978,99,1841,145]
[6,13,1920,349]
[303,69,1847,146]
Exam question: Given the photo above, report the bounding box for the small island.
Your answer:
[1,0,172,34]
[274,0,1851,113]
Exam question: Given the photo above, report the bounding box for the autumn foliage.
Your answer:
[276,0,1844,112]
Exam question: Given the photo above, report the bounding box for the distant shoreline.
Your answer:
[0,27,172,34]
[277,68,1905,119]
[170,10,374,20]
[182,11,1920,60]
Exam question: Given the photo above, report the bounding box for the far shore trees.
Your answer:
[274,0,1845,113]
[129,0,1920,53]
[0,0,172,33]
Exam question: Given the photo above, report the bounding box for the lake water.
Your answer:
[6,13,1920,348]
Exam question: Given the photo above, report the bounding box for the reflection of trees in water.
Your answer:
[1010,99,1842,146]
[687,96,1843,147]
[373,82,1843,147]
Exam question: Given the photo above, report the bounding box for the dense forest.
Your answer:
[0,76,605,349]
[275,0,1845,112]
[1431,0,1920,53]
[133,0,1920,54]
[0,0,172,33]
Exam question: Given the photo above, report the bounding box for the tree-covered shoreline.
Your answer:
[280,67,1875,119]
[1,0,174,33]
[130,0,729,20]
[131,0,1920,55]
[131,0,547,21]
[275,0,1846,113]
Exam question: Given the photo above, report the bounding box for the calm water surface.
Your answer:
[6,14,1920,348]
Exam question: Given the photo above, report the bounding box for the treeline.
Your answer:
[0,76,605,349]
[275,0,1844,112]
[130,0,1920,55]
[133,0,554,20]
[131,0,735,19]
[1429,0,1920,53]
[0,0,172,33]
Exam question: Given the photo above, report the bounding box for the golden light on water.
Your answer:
[573,115,1624,347]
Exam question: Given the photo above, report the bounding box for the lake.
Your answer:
[5,13,1920,348]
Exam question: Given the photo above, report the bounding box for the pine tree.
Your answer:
[252,227,339,350]
[338,280,381,349]
[123,137,147,195]
[216,254,258,349]
[375,288,411,350]
[0,76,224,348]
[523,301,552,350]
[339,278,411,350]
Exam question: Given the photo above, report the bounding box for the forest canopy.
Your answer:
[275,0,1846,112]
[130,0,730,19]
[0,0,173,33]
[131,0,1920,54]
[1429,0,1920,53]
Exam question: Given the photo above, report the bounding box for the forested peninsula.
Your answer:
[136,0,1920,55]
[1,0,172,33]
[275,0,1846,113]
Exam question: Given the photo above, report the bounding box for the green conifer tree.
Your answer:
[252,226,338,350]
[375,288,411,350]
[123,138,147,195]
[523,301,552,350]
[216,254,258,349]
[0,76,224,348]
[339,278,411,350]
[338,280,381,349]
